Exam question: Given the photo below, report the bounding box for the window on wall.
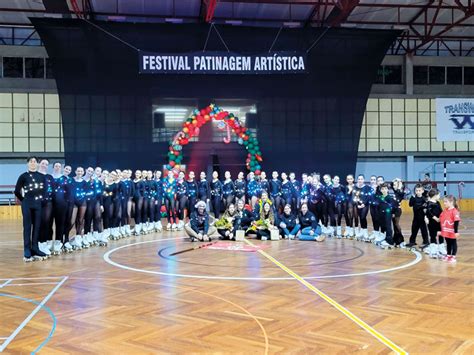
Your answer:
[375,65,403,84]
[414,66,428,85]
[3,57,23,78]
[429,66,445,85]
[464,66,474,85]
[25,58,45,79]
[446,67,462,85]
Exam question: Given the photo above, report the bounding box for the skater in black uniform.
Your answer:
[210,171,223,219]
[222,171,235,209]
[269,171,283,212]
[406,184,429,249]
[234,172,246,204]
[14,156,47,261]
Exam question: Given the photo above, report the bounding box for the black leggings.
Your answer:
[144,198,154,224]
[103,197,114,229]
[63,201,74,242]
[314,201,326,226]
[113,198,121,228]
[211,196,221,219]
[154,197,162,223]
[53,197,67,243]
[121,197,132,226]
[379,210,393,244]
[187,196,197,215]
[134,197,144,224]
[21,199,42,255]
[344,202,356,228]
[223,194,234,210]
[271,196,283,213]
[71,200,86,236]
[370,204,380,231]
[357,205,369,229]
[177,195,187,220]
[446,238,457,256]
[165,196,176,223]
[409,215,428,244]
[334,203,344,227]
[392,208,404,245]
[84,199,97,234]
[39,200,53,243]
[327,201,336,227]
[428,222,443,244]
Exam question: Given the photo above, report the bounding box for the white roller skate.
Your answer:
[438,243,447,256]
[157,220,163,232]
[39,242,51,258]
[46,240,53,252]
[379,240,394,250]
[354,227,361,241]
[171,222,177,231]
[428,243,439,258]
[368,231,377,243]
[70,236,82,250]
[134,223,141,236]
[23,256,34,262]
[97,232,108,246]
[81,235,91,248]
[374,232,386,246]
[336,226,342,239]
[362,229,370,242]
[63,241,73,253]
[91,231,99,245]
[52,240,63,255]
[166,222,172,231]
[178,220,184,231]
[125,224,132,236]
[103,228,111,239]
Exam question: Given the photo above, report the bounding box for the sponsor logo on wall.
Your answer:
[436,98,474,141]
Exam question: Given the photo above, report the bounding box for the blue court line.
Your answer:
[0,293,56,354]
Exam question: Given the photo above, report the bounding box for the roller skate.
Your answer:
[51,240,63,255]
[63,241,73,253]
[404,242,417,251]
[81,235,91,248]
[315,234,326,242]
[23,250,33,262]
[172,223,177,231]
[336,226,342,239]
[39,242,52,258]
[103,228,111,240]
[157,221,163,232]
[97,233,108,246]
[379,240,394,250]
[70,236,83,250]
[125,224,132,236]
[368,231,377,243]
[428,244,439,259]
[133,223,141,236]
[32,249,47,261]
[438,243,447,257]
[362,229,370,242]
[446,255,457,263]
[46,240,53,252]
[373,232,385,246]
[177,221,184,231]
[420,243,430,253]
[288,234,295,240]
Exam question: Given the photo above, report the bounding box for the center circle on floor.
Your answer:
[103,237,422,281]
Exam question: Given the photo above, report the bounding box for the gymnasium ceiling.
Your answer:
[1,0,474,56]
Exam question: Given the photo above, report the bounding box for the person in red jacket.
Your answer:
[439,195,461,263]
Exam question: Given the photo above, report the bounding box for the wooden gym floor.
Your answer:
[0,213,473,354]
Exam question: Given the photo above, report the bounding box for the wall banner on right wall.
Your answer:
[436,98,474,141]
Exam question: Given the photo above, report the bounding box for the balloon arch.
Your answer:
[166,104,263,174]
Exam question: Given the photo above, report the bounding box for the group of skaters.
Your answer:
[15,157,461,263]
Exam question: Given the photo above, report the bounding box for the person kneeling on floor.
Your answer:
[298,203,325,241]
[185,200,216,242]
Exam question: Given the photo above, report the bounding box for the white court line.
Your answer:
[4,283,63,287]
[0,276,68,353]
[0,280,12,289]
[103,237,423,281]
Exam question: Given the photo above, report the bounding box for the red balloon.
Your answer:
[170,161,176,167]
[200,109,207,115]
[243,136,249,141]
[174,151,179,156]
[181,138,189,144]
[255,170,261,175]
[206,107,212,114]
